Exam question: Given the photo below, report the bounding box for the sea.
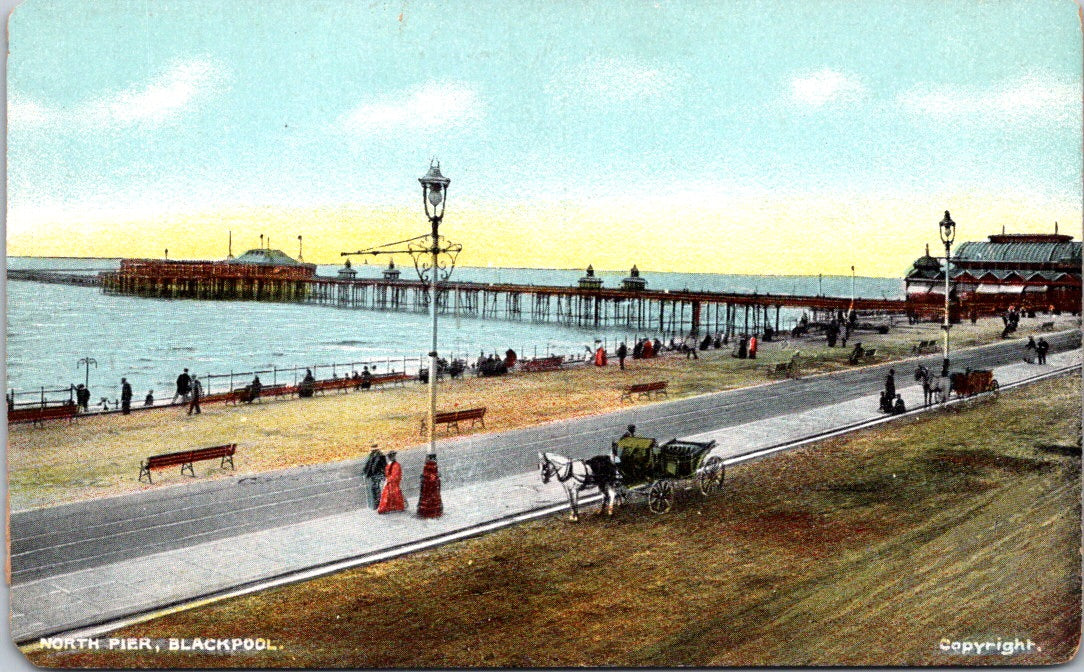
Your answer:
[5,257,903,401]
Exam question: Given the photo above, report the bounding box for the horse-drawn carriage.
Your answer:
[915,365,999,405]
[538,433,725,520]
[613,435,725,514]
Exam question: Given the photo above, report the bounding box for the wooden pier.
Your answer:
[301,276,907,335]
[12,264,908,335]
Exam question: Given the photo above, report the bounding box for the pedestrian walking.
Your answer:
[120,378,133,415]
[885,368,896,401]
[377,451,406,513]
[173,368,191,404]
[416,453,443,518]
[75,384,90,412]
[187,376,202,415]
[1024,336,1037,364]
[748,335,758,359]
[1037,337,1049,365]
[362,446,387,510]
[617,342,628,370]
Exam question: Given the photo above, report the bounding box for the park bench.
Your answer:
[419,407,487,435]
[911,339,938,354]
[138,443,237,484]
[620,381,669,402]
[768,362,791,377]
[313,377,355,395]
[8,402,78,426]
[371,372,410,388]
[521,355,564,373]
[1040,321,1055,332]
[862,348,877,360]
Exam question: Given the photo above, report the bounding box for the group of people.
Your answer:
[172,368,204,414]
[1001,306,1022,338]
[362,447,443,518]
[878,367,906,415]
[1024,336,1050,365]
[614,338,661,369]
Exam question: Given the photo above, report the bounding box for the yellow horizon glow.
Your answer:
[7,192,1080,278]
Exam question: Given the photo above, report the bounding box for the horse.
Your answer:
[914,365,947,406]
[538,452,623,521]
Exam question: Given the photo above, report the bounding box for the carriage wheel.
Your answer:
[648,480,674,514]
[698,457,725,496]
[989,380,1000,398]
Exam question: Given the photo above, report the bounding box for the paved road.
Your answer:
[11,331,1079,584]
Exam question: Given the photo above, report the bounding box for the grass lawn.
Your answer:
[9,314,1076,511]
[25,373,1081,667]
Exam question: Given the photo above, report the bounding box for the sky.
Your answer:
[6,0,1083,277]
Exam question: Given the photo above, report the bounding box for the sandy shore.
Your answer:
[8,314,1078,510]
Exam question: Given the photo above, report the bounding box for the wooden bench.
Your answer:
[372,372,410,388]
[1041,321,1056,332]
[620,381,669,402]
[911,339,938,354]
[8,403,78,426]
[138,443,237,484]
[313,378,355,395]
[419,407,487,435]
[863,348,877,360]
[768,362,791,377]
[521,355,565,373]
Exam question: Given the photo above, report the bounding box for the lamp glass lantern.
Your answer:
[939,210,956,245]
[419,162,451,223]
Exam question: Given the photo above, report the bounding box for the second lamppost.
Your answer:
[939,210,956,376]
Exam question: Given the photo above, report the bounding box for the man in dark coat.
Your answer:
[120,378,133,414]
[616,342,628,370]
[885,368,896,401]
[362,446,387,510]
[173,368,191,404]
[1037,338,1050,365]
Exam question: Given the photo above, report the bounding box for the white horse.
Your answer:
[538,452,623,521]
[914,365,947,406]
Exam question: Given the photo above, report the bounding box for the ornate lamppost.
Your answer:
[77,357,98,390]
[939,210,956,376]
[341,161,461,518]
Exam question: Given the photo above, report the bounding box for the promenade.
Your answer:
[11,334,1081,645]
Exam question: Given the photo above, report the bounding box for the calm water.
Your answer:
[5,257,902,399]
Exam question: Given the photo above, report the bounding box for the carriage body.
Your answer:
[949,369,1000,398]
[613,436,724,513]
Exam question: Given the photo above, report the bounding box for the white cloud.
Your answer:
[91,59,226,125]
[9,58,227,130]
[898,73,1078,125]
[338,82,482,135]
[550,57,681,103]
[790,68,865,107]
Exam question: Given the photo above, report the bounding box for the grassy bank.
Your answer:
[8,314,1077,510]
[26,373,1081,667]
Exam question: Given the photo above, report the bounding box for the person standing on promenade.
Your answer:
[748,335,758,360]
[1024,336,1037,364]
[144,390,154,407]
[378,451,406,513]
[173,368,191,404]
[75,384,90,413]
[885,368,896,402]
[120,378,133,415]
[617,342,628,370]
[188,376,202,415]
[416,453,443,518]
[1037,337,1049,365]
[362,446,387,510]
[361,366,372,390]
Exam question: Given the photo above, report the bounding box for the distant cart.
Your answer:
[612,436,725,514]
[949,369,1000,399]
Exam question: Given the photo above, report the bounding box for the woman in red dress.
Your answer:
[377,451,406,513]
